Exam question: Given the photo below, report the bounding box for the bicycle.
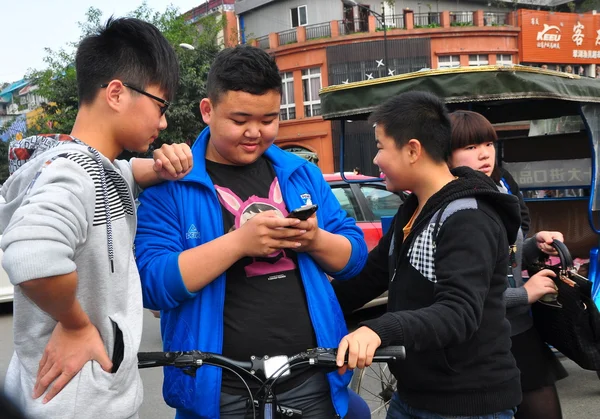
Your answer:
[138,345,405,419]
[349,363,397,418]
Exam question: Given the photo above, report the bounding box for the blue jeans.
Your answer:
[387,392,516,419]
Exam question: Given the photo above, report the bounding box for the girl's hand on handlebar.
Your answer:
[336,326,381,374]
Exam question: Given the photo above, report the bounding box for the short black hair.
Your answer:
[75,17,179,105]
[448,110,497,150]
[449,110,500,181]
[368,91,451,162]
[206,45,281,104]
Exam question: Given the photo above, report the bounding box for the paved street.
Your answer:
[0,303,599,418]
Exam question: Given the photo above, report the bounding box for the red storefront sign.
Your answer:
[519,9,600,63]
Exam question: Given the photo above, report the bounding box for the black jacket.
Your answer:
[334,167,522,416]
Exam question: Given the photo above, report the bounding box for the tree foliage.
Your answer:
[579,0,600,12]
[25,2,222,152]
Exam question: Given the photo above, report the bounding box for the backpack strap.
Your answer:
[500,177,512,195]
[430,197,479,250]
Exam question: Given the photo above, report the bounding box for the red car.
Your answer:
[323,173,407,251]
[324,173,407,309]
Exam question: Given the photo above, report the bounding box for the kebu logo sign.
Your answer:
[519,10,600,63]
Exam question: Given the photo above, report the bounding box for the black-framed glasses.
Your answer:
[100,82,170,115]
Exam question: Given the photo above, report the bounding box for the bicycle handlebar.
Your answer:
[138,346,405,419]
[138,345,406,377]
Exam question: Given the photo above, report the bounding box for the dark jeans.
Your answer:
[220,372,335,418]
[387,392,516,419]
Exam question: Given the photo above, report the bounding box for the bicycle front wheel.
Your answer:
[349,363,397,418]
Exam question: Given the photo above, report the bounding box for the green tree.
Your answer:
[579,0,600,12]
[26,2,222,151]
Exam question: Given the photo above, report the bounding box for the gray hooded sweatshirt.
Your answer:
[1,139,143,419]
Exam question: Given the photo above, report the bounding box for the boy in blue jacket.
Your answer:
[134,45,368,418]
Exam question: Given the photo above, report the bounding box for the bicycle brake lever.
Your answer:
[174,353,203,377]
[306,347,338,367]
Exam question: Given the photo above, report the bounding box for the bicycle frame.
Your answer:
[138,346,406,419]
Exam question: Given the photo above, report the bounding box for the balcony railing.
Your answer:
[450,11,474,26]
[338,19,368,36]
[375,14,405,30]
[414,12,441,28]
[256,35,270,49]
[247,9,515,49]
[279,28,297,45]
[484,12,508,26]
[306,22,331,40]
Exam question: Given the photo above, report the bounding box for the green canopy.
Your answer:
[319,65,600,123]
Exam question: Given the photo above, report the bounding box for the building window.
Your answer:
[469,54,489,66]
[302,67,322,117]
[496,54,513,66]
[280,72,295,121]
[438,55,460,69]
[291,5,307,27]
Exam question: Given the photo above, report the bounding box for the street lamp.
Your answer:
[341,0,389,74]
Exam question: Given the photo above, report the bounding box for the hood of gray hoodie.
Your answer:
[2,140,119,271]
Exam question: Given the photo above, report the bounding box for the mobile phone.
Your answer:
[286,204,318,221]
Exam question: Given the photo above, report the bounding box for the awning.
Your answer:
[319,65,600,123]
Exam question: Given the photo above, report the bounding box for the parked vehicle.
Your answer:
[324,173,406,251]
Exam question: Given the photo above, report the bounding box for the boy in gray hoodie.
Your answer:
[0,17,191,419]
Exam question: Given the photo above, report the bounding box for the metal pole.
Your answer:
[382,7,389,74]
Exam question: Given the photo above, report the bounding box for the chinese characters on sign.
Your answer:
[573,50,600,58]
[520,10,600,63]
[504,159,592,188]
[572,21,584,46]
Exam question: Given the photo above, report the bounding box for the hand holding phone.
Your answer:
[286,204,318,221]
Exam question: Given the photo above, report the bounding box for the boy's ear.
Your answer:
[104,80,127,113]
[199,99,213,125]
[406,139,422,164]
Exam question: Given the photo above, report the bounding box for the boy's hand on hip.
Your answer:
[336,326,381,374]
[33,321,112,404]
[153,143,193,180]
